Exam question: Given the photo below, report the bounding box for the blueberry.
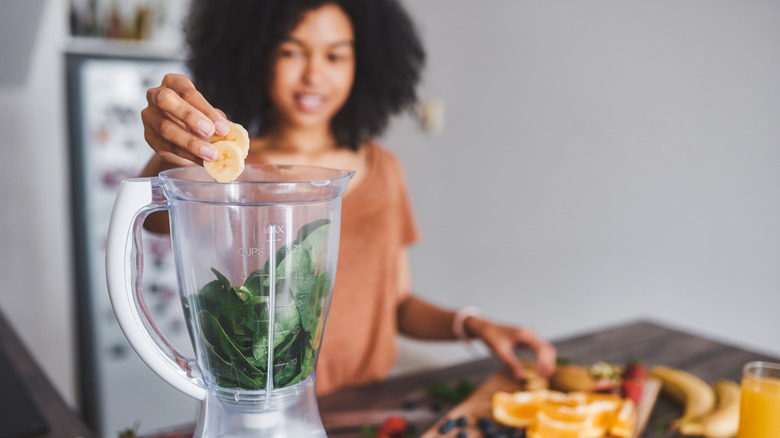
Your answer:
[430,401,443,412]
[438,419,456,434]
[402,399,417,410]
[477,417,492,430]
[456,431,467,438]
[455,416,468,427]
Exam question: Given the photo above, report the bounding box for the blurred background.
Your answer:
[0,0,778,436]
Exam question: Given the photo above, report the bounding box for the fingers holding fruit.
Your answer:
[532,340,557,378]
[142,106,210,166]
[151,74,230,138]
[470,321,557,380]
[506,326,557,379]
[142,73,231,163]
[209,121,250,158]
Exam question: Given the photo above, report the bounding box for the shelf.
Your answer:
[65,36,186,61]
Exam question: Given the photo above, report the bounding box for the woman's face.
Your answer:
[269,4,356,132]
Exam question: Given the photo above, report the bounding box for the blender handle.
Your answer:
[106,177,208,401]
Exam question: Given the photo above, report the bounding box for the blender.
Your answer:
[105,164,353,437]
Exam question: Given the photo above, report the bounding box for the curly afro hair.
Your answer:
[185,0,426,150]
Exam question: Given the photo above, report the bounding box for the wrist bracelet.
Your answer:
[453,305,481,342]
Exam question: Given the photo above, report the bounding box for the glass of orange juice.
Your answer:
[737,361,780,438]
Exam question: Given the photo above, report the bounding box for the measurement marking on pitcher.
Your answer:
[264,224,286,243]
[238,247,265,257]
[264,224,286,234]
[274,359,297,370]
[274,326,300,336]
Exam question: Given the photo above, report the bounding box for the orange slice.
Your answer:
[547,390,587,408]
[609,399,637,438]
[528,409,588,438]
[492,390,547,428]
[540,403,589,423]
[584,400,621,437]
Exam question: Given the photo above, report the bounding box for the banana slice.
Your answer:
[204,141,245,182]
[210,121,250,158]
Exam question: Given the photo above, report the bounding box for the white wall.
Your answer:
[390,0,780,372]
[1,0,780,409]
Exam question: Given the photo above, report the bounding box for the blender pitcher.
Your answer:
[106,164,353,437]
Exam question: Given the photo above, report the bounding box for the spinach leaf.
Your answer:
[273,303,301,348]
[242,269,268,298]
[203,334,265,389]
[197,310,266,389]
[300,337,316,380]
[291,273,318,334]
[273,361,299,388]
[273,328,303,387]
[295,218,331,243]
[298,222,330,268]
[265,220,330,286]
[314,271,331,317]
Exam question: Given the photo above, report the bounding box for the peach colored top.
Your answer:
[315,143,420,395]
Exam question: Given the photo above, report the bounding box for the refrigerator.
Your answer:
[66,50,199,437]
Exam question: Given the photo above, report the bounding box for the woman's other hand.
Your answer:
[466,318,557,380]
[141,73,231,167]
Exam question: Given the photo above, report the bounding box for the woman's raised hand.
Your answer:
[141,73,231,166]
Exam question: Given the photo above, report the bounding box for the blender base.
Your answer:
[193,376,326,438]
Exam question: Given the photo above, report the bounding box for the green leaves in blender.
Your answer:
[190,219,332,390]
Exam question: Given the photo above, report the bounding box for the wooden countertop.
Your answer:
[319,319,780,437]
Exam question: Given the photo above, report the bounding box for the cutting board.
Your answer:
[420,369,660,438]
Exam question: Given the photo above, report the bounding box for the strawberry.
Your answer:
[621,377,644,403]
[623,358,647,380]
[378,416,407,437]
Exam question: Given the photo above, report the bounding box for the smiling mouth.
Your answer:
[296,93,326,112]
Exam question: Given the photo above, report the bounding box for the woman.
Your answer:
[140,0,556,395]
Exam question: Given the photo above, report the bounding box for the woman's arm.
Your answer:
[396,294,459,340]
[395,250,557,378]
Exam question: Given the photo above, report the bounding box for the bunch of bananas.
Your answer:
[650,366,740,438]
